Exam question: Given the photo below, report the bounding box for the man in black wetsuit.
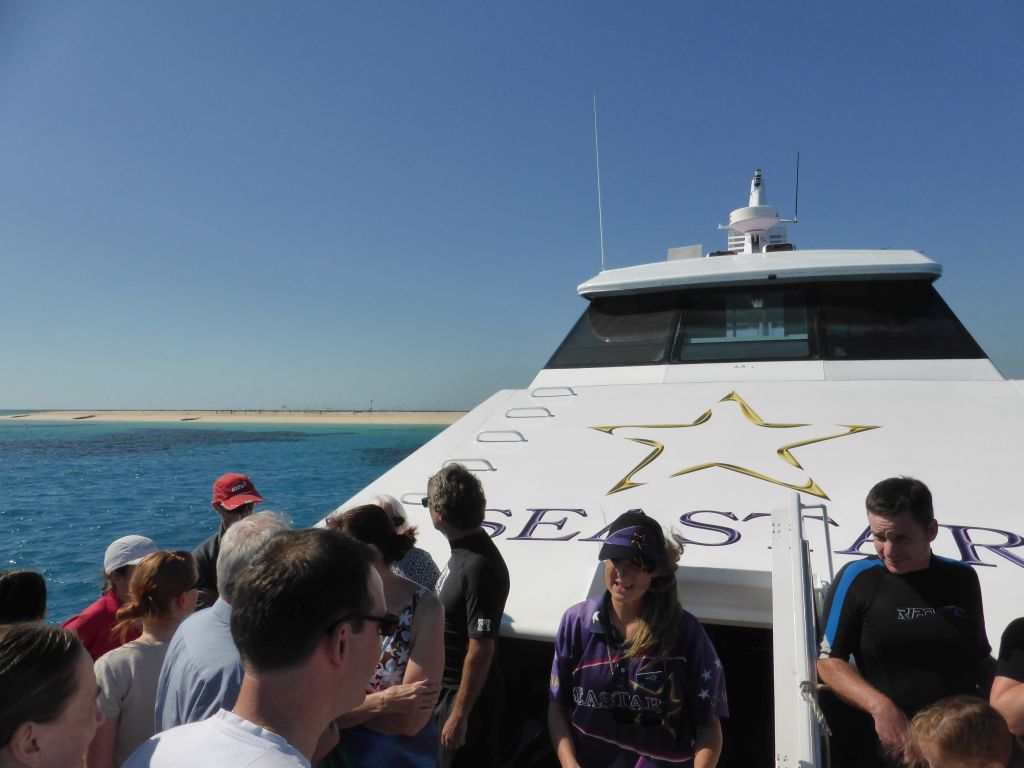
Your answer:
[192,473,262,609]
[991,617,1024,736]
[817,477,990,767]
[427,463,510,768]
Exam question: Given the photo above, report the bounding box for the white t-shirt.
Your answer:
[94,638,168,767]
[122,709,310,768]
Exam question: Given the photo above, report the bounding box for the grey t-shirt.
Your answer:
[95,638,170,766]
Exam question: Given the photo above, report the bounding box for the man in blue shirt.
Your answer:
[155,511,289,730]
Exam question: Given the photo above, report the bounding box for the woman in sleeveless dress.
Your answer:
[328,504,444,767]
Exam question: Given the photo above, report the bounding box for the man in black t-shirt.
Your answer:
[991,617,1024,736]
[192,473,262,609]
[817,477,990,767]
[427,463,510,768]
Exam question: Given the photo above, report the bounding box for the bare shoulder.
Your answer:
[415,589,443,620]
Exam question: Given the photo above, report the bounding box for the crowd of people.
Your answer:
[0,470,1021,768]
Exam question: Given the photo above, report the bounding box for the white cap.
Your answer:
[104,535,158,574]
[370,494,409,534]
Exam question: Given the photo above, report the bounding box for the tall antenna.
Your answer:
[593,94,607,272]
[793,151,801,222]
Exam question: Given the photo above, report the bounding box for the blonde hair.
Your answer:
[622,533,685,659]
[114,550,197,641]
[907,695,1018,768]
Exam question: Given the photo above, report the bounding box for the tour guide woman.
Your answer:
[548,511,728,767]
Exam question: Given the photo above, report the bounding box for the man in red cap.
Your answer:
[192,473,262,609]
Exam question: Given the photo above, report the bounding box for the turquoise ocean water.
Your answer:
[0,417,443,624]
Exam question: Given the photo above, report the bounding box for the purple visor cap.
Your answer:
[598,524,662,571]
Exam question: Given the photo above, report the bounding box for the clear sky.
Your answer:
[2,1,1022,410]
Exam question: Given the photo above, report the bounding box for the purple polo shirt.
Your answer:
[550,594,728,767]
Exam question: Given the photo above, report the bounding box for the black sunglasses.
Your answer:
[326,612,400,637]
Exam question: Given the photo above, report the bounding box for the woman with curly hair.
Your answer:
[328,504,444,767]
[548,511,728,767]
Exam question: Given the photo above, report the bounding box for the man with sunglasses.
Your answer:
[192,473,263,610]
[126,527,388,767]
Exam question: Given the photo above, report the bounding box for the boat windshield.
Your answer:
[546,280,985,368]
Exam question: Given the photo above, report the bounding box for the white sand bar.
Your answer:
[7,410,465,425]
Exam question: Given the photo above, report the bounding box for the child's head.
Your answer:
[908,695,1017,768]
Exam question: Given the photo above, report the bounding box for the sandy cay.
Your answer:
[7,410,465,425]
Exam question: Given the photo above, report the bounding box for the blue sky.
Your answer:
[2,1,1022,410]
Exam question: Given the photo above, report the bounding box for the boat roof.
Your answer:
[578,249,942,297]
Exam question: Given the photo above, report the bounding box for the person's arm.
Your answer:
[334,681,436,729]
[693,717,722,768]
[360,591,444,736]
[85,714,118,768]
[547,700,581,768]
[991,676,1024,736]
[817,657,908,760]
[440,637,494,750]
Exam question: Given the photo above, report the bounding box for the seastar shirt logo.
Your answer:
[572,688,663,713]
[591,390,879,499]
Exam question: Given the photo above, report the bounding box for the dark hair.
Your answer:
[230,528,373,671]
[427,464,486,529]
[0,624,83,748]
[101,563,132,597]
[865,477,934,530]
[908,695,1016,767]
[327,504,415,565]
[0,570,47,623]
[114,551,197,641]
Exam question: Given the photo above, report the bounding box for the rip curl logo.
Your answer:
[435,566,449,596]
[897,605,967,621]
[477,618,492,633]
[631,530,647,551]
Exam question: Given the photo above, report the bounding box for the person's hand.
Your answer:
[311,721,339,765]
[871,699,909,764]
[381,679,440,715]
[440,709,468,751]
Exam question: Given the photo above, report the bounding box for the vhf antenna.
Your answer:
[593,94,607,272]
[781,151,801,224]
[792,151,801,222]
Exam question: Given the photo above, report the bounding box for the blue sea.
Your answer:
[0,417,443,624]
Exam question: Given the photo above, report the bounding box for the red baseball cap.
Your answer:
[212,473,263,510]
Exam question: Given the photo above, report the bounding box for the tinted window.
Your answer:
[545,294,677,368]
[819,282,984,360]
[675,289,811,362]
[545,280,984,368]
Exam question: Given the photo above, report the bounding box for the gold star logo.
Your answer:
[592,391,878,499]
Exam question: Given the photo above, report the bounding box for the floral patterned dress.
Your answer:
[337,586,439,767]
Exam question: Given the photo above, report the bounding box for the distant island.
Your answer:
[5,410,465,425]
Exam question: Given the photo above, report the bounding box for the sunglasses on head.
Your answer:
[326,612,400,637]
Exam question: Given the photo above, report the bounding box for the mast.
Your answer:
[719,169,792,254]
